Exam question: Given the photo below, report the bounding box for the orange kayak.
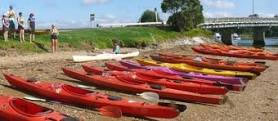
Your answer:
[192,44,278,60]
[202,44,264,52]
[151,53,268,74]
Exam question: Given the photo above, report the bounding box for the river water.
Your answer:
[232,38,278,46]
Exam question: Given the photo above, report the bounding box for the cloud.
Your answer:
[83,0,110,5]
[201,0,235,9]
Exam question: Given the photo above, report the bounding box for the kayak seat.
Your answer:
[173,80,182,83]
[10,98,53,116]
[107,95,122,101]
[150,84,162,90]
[62,85,93,96]
[183,77,193,80]
[214,69,223,72]
[158,102,187,112]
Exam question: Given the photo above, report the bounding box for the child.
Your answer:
[17,12,25,43]
[112,39,121,54]
[28,13,35,43]
[2,14,10,41]
[50,24,59,53]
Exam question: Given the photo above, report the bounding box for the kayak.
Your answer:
[82,64,229,95]
[72,51,139,62]
[200,44,264,52]
[192,44,278,60]
[151,53,268,74]
[137,59,257,79]
[3,73,185,119]
[111,60,248,85]
[106,61,247,91]
[62,68,227,105]
[0,95,78,121]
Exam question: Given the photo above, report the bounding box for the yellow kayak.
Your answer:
[136,59,257,79]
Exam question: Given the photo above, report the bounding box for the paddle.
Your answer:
[137,92,160,102]
[24,96,122,118]
[137,92,187,113]
[24,96,60,104]
[77,84,96,90]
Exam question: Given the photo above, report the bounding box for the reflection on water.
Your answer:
[232,38,278,47]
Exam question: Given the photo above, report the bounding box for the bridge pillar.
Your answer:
[253,28,266,46]
[220,31,232,45]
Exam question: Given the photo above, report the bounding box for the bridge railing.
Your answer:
[205,17,278,23]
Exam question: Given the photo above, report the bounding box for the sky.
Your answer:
[0,0,277,28]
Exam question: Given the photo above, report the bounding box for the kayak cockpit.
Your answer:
[62,84,93,96]
[10,98,53,116]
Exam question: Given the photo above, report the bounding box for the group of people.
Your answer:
[2,5,59,53]
[2,5,35,43]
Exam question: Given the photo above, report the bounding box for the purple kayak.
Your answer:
[120,60,248,85]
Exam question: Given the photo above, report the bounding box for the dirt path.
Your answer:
[0,46,278,121]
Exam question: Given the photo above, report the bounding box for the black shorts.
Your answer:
[9,21,15,31]
[18,25,24,31]
[51,34,58,40]
[30,25,35,34]
[3,26,9,32]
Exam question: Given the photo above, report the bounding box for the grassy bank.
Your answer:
[0,27,212,54]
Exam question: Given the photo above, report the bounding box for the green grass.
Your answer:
[0,27,212,53]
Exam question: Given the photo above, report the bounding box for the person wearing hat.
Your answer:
[50,24,59,53]
[6,5,16,39]
[28,13,35,43]
[17,12,25,43]
[2,14,10,41]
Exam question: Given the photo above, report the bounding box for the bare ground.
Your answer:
[0,46,278,121]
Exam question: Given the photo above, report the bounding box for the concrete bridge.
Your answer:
[198,17,278,46]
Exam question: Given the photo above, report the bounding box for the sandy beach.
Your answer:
[0,45,278,121]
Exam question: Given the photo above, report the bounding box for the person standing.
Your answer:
[6,5,16,39]
[17,12,25,43]
[50,24,59,53]
[28,13,35,43]
[2,14,10,41]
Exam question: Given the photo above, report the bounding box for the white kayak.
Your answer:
[73,51,140,62]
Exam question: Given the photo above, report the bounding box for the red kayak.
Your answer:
[3,73,184,119]
[192,44,278,60]
[82,64,228,95]
[62,68,227,105]
[0,95,78,121]
[105,61,244,91]
[105,61,217,84]
[151,53,267,74]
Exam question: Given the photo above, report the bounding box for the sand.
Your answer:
[0,45,278,121]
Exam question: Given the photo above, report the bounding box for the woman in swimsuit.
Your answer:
[7,5,16,39]
[50,24,59,53]
[28,13,35,43]
[2,14,10,41]
[17,12,25,43]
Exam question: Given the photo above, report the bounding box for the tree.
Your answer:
[161,0,204,31]
[139,10,162,22]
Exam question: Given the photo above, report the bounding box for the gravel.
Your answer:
[0,45,278,121]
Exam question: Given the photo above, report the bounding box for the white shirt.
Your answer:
[6,10,16,21]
